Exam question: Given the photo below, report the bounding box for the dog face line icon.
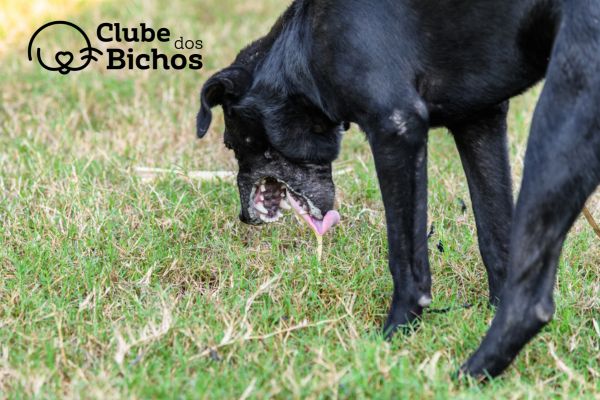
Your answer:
[28,21,103,75]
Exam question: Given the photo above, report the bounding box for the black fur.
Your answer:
[196,0,600,379]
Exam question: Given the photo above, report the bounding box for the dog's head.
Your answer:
[196,65,345,232]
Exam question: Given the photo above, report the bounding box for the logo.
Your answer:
[28,20,203,74]
[28,21,103,74]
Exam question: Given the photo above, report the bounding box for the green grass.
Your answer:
[0,0,599,398]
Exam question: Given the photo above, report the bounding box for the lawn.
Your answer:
[0,0,598,398]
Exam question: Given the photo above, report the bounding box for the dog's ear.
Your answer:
[196,66,252,138]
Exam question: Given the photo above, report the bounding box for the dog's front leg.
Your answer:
[450,102,513,305]
[361,103,431,338]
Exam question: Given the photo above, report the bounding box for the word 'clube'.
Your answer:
[98,23,203,70]
[28,21,203,74]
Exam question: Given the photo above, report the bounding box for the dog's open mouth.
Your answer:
[249,177,340,236]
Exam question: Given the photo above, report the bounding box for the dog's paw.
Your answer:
[454,365,489,384]
[382,309,422,340]
[456,354,498,384]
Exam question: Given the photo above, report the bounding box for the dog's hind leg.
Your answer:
[461,5,600,378]
[451,102,513,305]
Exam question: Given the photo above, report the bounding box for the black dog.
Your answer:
[197,0,600,378]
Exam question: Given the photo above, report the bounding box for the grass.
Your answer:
[0,0,598,398]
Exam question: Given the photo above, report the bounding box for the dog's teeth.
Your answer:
[259,195,265,201]
[259,214,270,223]
[254,203,268,214]
[260,184,266,192]
[280,199,291,210]
[280,192,285,197]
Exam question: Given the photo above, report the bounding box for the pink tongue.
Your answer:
[307,210,341,236]
[287,195,340,236]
